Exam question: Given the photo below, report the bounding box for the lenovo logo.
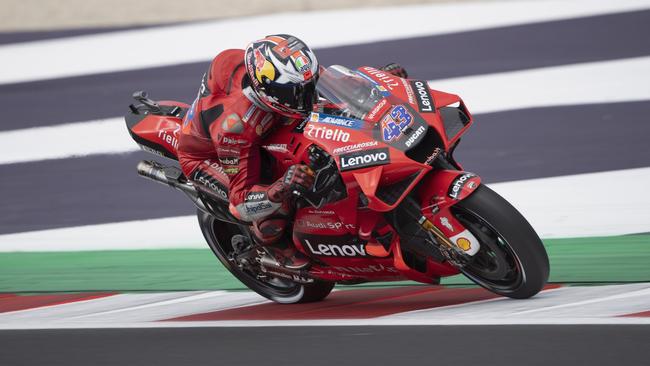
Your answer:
[305,240,367,257]
[409,80,434,113]
[339,148,390,171]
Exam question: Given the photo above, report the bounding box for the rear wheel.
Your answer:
[197,209,334,304]
[451,185,549,299]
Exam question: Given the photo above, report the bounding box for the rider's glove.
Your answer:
[268,164,315,202]
[380,63,409,78]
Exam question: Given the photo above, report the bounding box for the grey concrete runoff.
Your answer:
[0,325,648,365]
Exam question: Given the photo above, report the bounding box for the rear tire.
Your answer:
[197,209,334,304]
[452,184,550,299]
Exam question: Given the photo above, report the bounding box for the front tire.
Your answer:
[197,209,334,304]
[452,185,550,299]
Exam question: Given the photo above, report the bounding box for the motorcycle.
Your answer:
[125,65,550,304]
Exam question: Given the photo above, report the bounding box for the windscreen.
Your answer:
[316,65,385,120]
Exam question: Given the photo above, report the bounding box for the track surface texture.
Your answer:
[1,325,649,366]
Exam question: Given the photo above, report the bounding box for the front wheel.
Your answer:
[197,209,334,304]
[451,184,550,299]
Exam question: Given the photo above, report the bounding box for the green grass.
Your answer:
[1,234,648,293]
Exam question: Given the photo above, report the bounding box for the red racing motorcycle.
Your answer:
[125,65,550,303]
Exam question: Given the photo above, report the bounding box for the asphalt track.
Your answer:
[1,9,649,130]
[2,100,649,234]
[1,7,650,234]
[1,325,649,366]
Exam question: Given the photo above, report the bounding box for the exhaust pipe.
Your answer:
[137,160,168,184]
[136,160,198,197]
[137,160,239,224]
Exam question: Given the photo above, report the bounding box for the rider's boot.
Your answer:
[232,234,310,270]
[359,215,394,257]
[231,234,252,254]
[266,240,310,270]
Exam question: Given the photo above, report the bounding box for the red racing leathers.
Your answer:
[177,49,312,245]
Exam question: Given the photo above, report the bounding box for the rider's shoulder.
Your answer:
[206,49,246,97]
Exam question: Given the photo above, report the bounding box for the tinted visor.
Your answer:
[264,77,318,113]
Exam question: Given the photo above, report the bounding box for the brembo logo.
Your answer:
[404,125,426,148]
[448,173,476,199]
[339,148,390,171]
[409,80,434,113]
[305,239,367,257]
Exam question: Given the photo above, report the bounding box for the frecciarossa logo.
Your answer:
[339,148,390,171]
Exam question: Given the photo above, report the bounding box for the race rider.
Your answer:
[177,34,408,270]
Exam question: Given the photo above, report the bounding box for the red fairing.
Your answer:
[128,101,189,159]
[356,66,474,149]
[128,62,485,285]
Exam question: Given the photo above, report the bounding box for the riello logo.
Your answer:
[306,124,350,142]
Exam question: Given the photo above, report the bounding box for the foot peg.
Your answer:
[132,91,162,114]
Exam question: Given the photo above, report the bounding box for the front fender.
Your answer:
[417,169,482,256]
[418,170,482,209]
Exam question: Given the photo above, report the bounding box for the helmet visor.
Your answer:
[263,77,318,114]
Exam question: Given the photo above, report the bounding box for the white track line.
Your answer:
[0,215,206,252]
[488,167,650,239]
[1,285,650,329]
[430,56,650,114]
[511,286,650,316]
[0,291,268,325]
[390,284,650,320]
[0,117,133,165]
[1,0,648,85]
[1,167,648,252]
[2,56,649,165]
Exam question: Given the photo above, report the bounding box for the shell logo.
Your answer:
[456,237,472,251]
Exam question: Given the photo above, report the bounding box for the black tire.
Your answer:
[451,184,550,299]
[196,209,334,304]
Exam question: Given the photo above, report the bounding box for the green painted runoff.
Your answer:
[1,234,648,293]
